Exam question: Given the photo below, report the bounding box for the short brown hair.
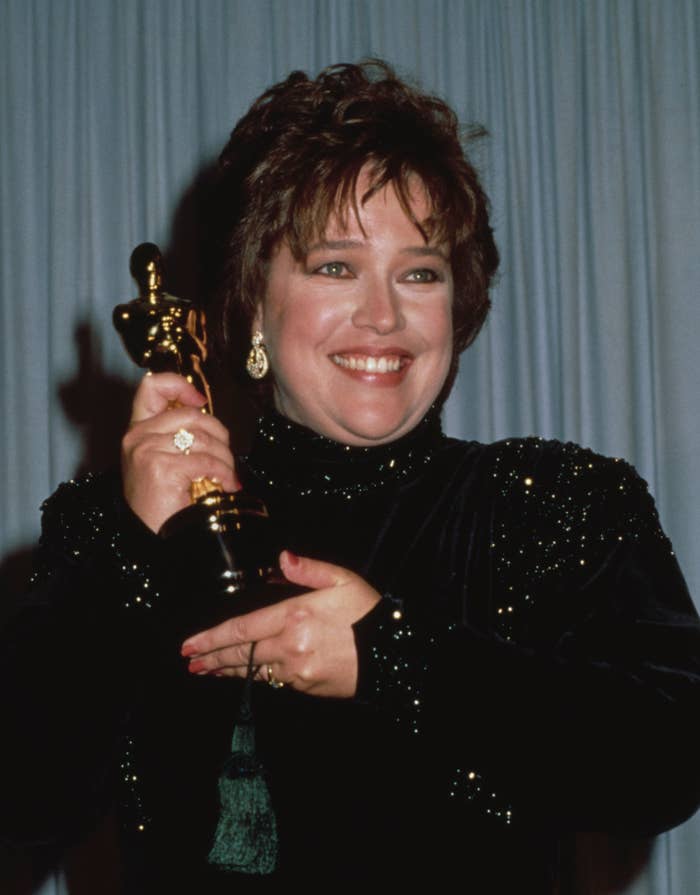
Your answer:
[213,59,499,383]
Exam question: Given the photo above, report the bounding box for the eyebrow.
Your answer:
[306,240,448,261]
[400,245,449,261]
[306,239,363,252]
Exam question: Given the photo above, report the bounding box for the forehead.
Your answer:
[321,174,435,242]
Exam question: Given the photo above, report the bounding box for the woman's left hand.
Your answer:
[180,551,381,698]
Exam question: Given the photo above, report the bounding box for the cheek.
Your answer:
[422,299,453,354]
[426,304,454,386]
[267,299,342,359]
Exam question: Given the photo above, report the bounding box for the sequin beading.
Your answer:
[487,438,670,643]
[35,471,162,611]
[357,436,673,826]
[242,408,444,500]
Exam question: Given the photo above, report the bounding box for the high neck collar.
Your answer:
[243,408,445,500]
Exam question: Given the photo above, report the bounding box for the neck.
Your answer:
[241,406,445,501]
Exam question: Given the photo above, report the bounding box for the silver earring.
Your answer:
[246,330,269,380]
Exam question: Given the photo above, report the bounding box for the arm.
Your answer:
[353,442,700,835]
[0,474,163,849]
[1,370,239,849]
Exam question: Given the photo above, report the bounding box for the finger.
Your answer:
[123,409,238,493]
[125,425,230,466]
[123,420,236,478]
[186,642,256,673]
[130,372,207,424]
[279,550,350,591]
[133,407,230,444]
[153,449,239,494]
[154,428,234,468]
[188,644,288,682]
[260,663,278,684]
[181,601,290,658]
[257,662,288,688]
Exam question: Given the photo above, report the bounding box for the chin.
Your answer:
[327,406,424,446]
[276,388,436,446]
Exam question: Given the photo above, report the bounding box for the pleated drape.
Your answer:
[2,2,699,893]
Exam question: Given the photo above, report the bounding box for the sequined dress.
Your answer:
[3,410,700,891]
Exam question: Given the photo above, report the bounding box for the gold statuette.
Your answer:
[114,243,211,403]
[114,243,217,497]
[114,243,298,627]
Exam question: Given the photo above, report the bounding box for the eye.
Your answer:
[404,268,441,284]
[314,261,352,278]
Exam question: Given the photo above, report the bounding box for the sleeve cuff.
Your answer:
[352,593,431,734]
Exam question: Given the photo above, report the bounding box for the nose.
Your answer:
[351,277,405,334]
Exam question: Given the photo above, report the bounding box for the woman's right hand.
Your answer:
[121,373,239,533]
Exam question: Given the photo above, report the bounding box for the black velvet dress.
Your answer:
[3,410,700,891]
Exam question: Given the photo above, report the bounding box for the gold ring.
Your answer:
[266,665,285,689]
[173,428,195,454]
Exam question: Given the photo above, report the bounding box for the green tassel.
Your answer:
[208,649,278,874]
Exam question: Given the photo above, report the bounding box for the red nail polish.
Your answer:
[181,643,197,657]
[284,550,300,566]
[188,659,206,674]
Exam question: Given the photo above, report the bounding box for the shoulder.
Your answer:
[434,435,673,622]
[462,437,673,640]
[481,436,663,536]
[39,470,123,556]
[438,438,675,643]
[440,434,663,535]
[37,470,162,591]
[41,469,120,515]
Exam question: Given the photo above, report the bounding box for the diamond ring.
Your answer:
[173,428,195,454]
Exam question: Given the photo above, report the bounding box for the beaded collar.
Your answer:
[242,408,445,500]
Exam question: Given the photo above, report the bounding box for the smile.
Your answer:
[331,354,405,373]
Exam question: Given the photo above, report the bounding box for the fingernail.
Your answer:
[181,643,197,657]
[188,659,206,674]
[283,550,300,566]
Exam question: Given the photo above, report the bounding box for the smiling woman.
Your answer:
[256,174,454,444]
[3,60,700,893]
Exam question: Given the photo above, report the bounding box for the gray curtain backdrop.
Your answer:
[2,1,699,893]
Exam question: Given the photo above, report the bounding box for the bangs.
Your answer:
[214,60,499,378]
[283,155,474,261]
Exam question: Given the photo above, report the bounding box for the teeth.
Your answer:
[331,354,403,373]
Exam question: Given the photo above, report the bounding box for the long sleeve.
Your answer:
[353,439,700,836]
[0,472,164,849]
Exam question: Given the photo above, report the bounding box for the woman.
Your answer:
[3,61,700,892]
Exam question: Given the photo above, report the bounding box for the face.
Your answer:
[254,176,453,446]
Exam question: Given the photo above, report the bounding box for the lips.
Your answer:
[331,354,404,373]
[329,347,413,376]
[327,350,413,391]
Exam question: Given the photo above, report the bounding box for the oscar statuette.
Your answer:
[114,243,297,626]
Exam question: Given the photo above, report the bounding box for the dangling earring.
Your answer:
[246,331,269,380]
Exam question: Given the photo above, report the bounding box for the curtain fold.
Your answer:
[3,2,699,893]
